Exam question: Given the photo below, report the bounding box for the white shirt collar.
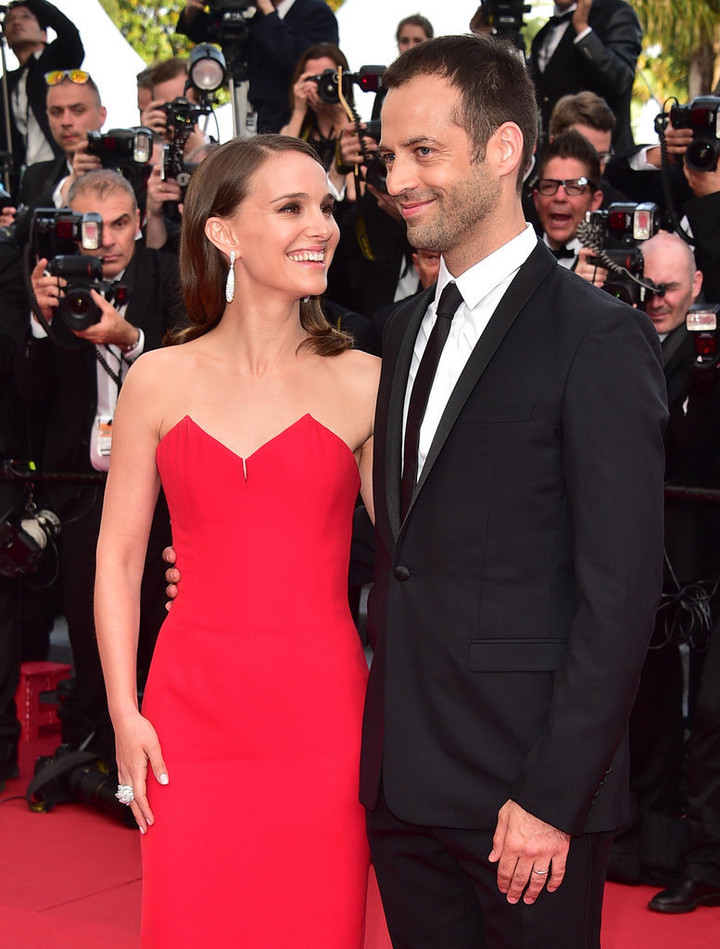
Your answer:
[435,223,538,313]
[274,0,296,18]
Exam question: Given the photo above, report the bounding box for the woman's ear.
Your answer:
[204,216,238,257]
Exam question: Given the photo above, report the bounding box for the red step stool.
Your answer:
[15,661,72,742]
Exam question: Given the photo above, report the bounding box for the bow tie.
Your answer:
[548,9,574,27]
[551,245,576,260]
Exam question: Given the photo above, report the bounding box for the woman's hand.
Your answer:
[114,709,169,834]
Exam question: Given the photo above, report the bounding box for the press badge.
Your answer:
[97,416,113,456]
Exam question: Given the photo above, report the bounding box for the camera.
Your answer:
[86,127,153,203]
[483,1,531,39]
[162,97,211,194]
[0,490,60,578]
[669,96,720,172]
[578,202,664,307]
[205,0,257,45]
[686,303,720,365]
[30,209,125,331]
[315,66,385,106]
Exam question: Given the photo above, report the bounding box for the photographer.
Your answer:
[531,130,604,275]
[176,0,339,133]
[0,1,83,189]
[139,57,207,157]
[17,70,106,211]
[528,0,642,152]
[11,170,184,764]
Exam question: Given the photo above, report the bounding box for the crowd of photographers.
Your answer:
[1,0,720,918]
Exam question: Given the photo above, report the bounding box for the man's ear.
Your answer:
[204,216,237,257]
[494,122,525,184]
[591,187,604,211]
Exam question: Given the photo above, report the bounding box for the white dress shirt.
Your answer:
[536,4,593,73]
[402,223,538,478]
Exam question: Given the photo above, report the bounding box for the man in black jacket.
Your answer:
[0,0,84,191]
[13,169,184,760]
[176,0,338,133]
[528,0,641,152]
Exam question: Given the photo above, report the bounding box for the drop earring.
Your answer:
[225,250,236,303]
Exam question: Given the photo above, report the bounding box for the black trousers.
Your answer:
[0,574,21,775]
[368,787,613,949]
[684,622,720,886]
[50,483,171,757]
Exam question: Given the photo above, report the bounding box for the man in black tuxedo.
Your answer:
[176,0,338,133]
[528,0,641,152]
[0,0,83,191]
[13,170,183,760]
[361,34,667,948]
[17,71,106,210]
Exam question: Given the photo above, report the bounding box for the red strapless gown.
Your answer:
[141,414,370,947]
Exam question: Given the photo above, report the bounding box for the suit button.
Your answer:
[394,565,411,581]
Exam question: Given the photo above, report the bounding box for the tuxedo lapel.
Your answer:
[407,243,556,518]
[384,287,434,540]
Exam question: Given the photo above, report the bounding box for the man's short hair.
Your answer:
[136,66,154,92]
[7,2,49,30]
[47,73,103,109]
[68,168,137,212]
[148,57,189,96]
[396,14,434,42]
[382,34,537,188]
[538,129,601,186]
[549,92,617,139]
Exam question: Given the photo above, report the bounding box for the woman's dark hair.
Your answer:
[288,43,351,112]
[171,134,351,356]
[396,14,434,42]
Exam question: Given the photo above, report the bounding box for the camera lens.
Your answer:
[59,289,101,331]
[686,139,720,172]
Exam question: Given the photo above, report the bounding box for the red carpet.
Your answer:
[1,733,718,948]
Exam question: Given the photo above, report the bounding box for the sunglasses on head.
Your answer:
[44,69,90,87]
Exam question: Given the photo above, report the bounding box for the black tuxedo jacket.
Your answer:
[360,241,668,836]
[17,154,67,209]
[14,246,184,475]
[528,0,641,152]
[178,0,338,133]
[0,0,83,186]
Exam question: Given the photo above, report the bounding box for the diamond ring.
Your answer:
[115,784,134,805]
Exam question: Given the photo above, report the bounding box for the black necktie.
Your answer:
[551,244,575,260]
[401,281,463,518]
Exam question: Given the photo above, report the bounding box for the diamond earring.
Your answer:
[225,250,236,303]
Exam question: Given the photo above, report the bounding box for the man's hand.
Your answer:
[59,140,103,204]
[141,99,170,140]
[572,0,592,33]
[575,246,608,287]
[146,164,183,217]
[73,291,139,348]
[338,122,378,170]
[488,799,571,904]
[684,162,720,199]
[0,205,17,229]
[163,545,180,611]
[30,257,64,324]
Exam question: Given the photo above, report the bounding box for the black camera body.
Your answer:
[0,502,60,578]
[315,66,384,106]
[86,127,153,203]
[30,209,123,331]
[162,97,210,194]
[483,0,531,37]
[205,0,257,45]
[669,96,720,172]
[580,202,662,307]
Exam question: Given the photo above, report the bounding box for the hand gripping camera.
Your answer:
[162,97,211,195]
[31,209,126,332]
[577,202,665,307]
[668,96,720,173]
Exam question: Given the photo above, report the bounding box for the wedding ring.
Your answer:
[532,867,549,875]
[115,784,134,805]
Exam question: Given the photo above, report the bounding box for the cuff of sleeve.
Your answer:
[573,26,593,43]
[30,314,49,338]
[122,326,145,359]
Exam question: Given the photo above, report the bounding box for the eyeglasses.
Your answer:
[44,69,90,87]
[536,177,596,197]
[597,151,613,164]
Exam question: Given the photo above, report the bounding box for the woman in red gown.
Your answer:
[95,136,379,947]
